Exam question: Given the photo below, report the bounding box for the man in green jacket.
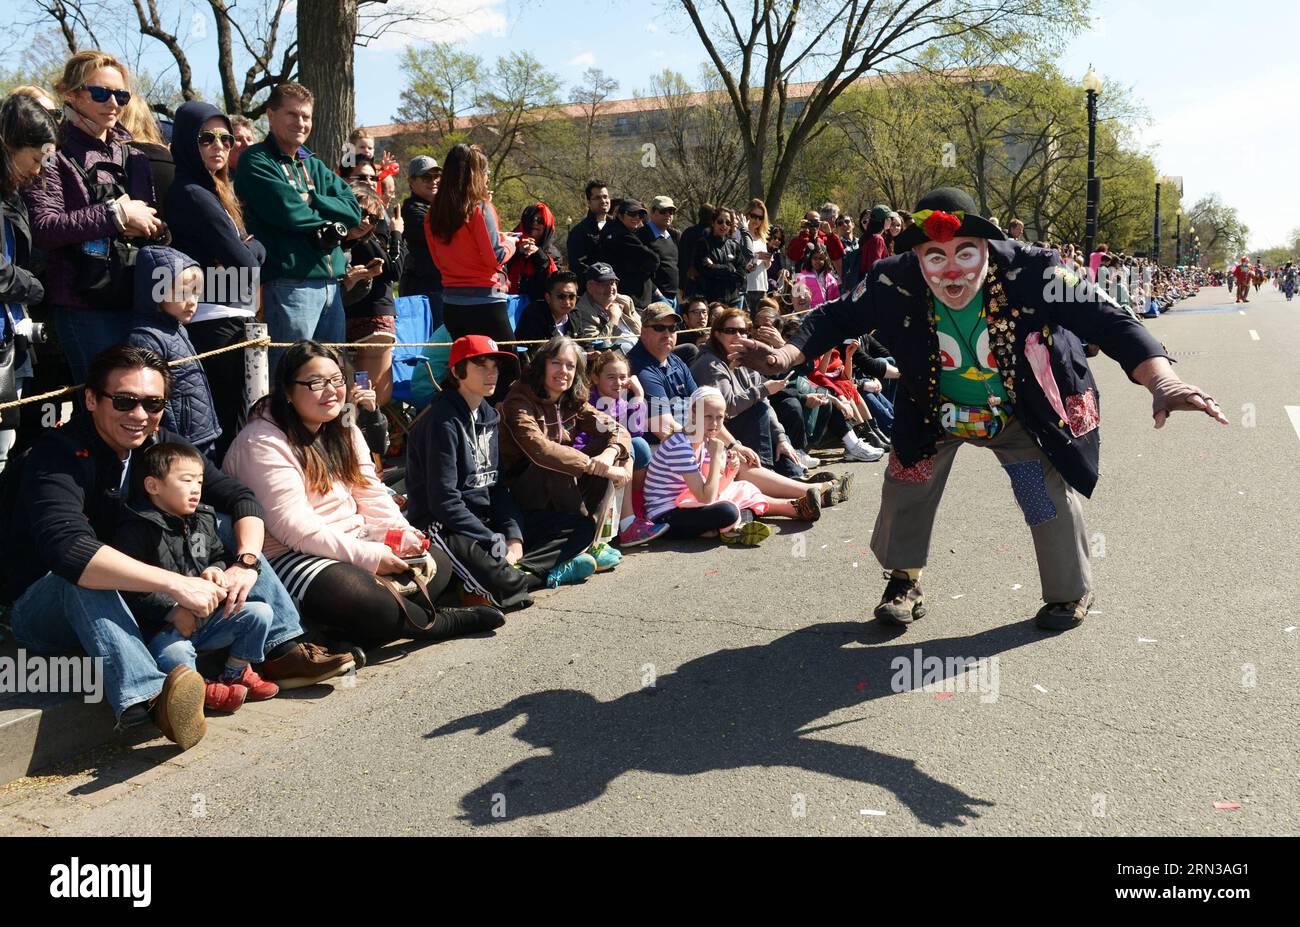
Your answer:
[234,82,362,372]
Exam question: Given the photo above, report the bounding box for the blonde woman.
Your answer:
[744,198,773,315]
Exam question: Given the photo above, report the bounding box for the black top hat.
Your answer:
[893,187,1006,251]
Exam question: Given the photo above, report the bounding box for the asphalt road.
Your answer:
[3,279,1297,836]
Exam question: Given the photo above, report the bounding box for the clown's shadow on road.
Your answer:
[427,618,1049,829]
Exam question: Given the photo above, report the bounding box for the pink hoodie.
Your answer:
[222,412,408,573]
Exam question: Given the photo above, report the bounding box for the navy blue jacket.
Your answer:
[404,388,525,545]
[126,246,221,450]
[0,413,262,604]
[165,102,264,312]
[789,240,1170,497]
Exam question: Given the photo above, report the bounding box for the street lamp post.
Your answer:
[1153,179,1162,265]
[1176,211,1182,266]
[1082,68,1101,262]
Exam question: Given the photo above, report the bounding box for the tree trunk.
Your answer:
[297,0,356,169]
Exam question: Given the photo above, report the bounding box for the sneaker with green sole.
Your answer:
[546,553,598,588]
[588,543,623,573]
[719,520,773,546]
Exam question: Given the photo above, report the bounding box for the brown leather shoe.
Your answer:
[257,642,355,690]
[1035,592,1094,632]
[150,665,207,751]
[874,570,927,625]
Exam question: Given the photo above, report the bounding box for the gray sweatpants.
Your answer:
[870,418,1092,603]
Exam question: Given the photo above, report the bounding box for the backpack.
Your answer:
[63,152,167,309]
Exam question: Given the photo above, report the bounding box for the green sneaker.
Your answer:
[719,520,773,546]
[546,553,598,588]
[588,543,623,573]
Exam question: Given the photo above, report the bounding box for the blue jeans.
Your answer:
[863,391,894,433]
[263,278,344,375]
[54,306,137,386]
[149,601,274,673]
[631,436,652,471]
[9,548,301,719]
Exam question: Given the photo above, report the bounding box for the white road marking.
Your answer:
[1286,406,1300,443]
[1033,684,1049,694]
[860,809,886,816]
[1249,329,1260,340]
[1138,638,1157,643]
[1238,309,1246,315]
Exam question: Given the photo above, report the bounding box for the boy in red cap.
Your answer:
[403,336,599,608]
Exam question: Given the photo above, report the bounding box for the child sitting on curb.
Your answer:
[643,387,823,546]
[113,443,280,713]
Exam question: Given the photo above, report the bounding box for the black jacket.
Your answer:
[597,220,660,308]
[513,299,572,358]
[0,413,263,604]
[1,191,45,372]
[641,224,680,300]
[404,388,524,545]
[565,212,605,278]
[112,500,228,640]
[399,194,441,297]
[678,222,708,298]
[692,232,749,304]
[789,240,1170,498]
[165,102,265,313]
[342,225,404,318]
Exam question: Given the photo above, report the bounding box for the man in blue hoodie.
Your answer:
[405,336,601,611]
[126,246,222,460]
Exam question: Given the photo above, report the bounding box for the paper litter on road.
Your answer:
[1213,802,1241,811]
[704,569,719,574]
[1137,638,1157,643]
[852,562,859,568]
[1284,626,1296,633]
[820,544,829,549]
[951,594,964,599]
[1033,684,1049,694]
[859,809,886,816]
[1011,583,1023,590]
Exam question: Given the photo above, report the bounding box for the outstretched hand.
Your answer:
[728,336,795,376]
[1150,377,1229,428]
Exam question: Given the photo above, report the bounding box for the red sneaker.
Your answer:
[204,680,247,713]
[227,665,280,701]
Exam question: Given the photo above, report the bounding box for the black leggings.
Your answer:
[443,300,517,401]
[299,547,457,649]
[653,502,740,539]
[186,316,250,464]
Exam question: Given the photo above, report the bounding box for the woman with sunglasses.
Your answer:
[164,100,267,464]
[0,92,58,473]
[691,206,749,308]
[690,307,851,504]
[24,50,162,385]
[743,199,773,318]
[222,340,505,651]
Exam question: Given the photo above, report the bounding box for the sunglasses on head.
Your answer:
[197,130,235,149]
[82,85,131,106]
[97,391,165,414]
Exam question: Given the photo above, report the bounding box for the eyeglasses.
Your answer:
[645,323,676,333]
[197,130,235,149]
[355,174,377,183]
[293,375,347,393]
[720,326,749,336]
[97,391,165,413]
[81,85,130,106]
[747,213,764,221]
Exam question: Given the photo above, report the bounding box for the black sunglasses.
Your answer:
[97,391,165,413]
[720,326,749,335]
[82,85,131,106]
[197,130,235,149]
[645,323,676,333]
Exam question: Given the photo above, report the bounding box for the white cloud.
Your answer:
[361,0,509,50]
[646,22,659,33]
[569,51,597,68]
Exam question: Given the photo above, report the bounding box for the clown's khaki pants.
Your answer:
[870,418,1092,603]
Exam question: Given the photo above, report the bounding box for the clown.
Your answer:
[735,188,1226,631]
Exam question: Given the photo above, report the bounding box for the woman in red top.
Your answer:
[425,143,517,343]
[504,202,559,302]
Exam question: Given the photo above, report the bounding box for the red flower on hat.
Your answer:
[923,210,963,243]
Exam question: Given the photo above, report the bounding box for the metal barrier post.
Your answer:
[244,322,269,411]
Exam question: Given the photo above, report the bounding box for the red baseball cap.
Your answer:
[448,334,518,370]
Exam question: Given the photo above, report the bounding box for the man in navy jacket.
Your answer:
[0,344,354,749]
[736,188,1227,632]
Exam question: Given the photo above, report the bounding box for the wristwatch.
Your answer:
[231,552,261,574]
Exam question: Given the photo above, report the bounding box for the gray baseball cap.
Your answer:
[408,155,441,178]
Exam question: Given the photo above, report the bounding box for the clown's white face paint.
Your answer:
[916,236,988,309]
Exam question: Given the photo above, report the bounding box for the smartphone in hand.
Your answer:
[354,370,371,390]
